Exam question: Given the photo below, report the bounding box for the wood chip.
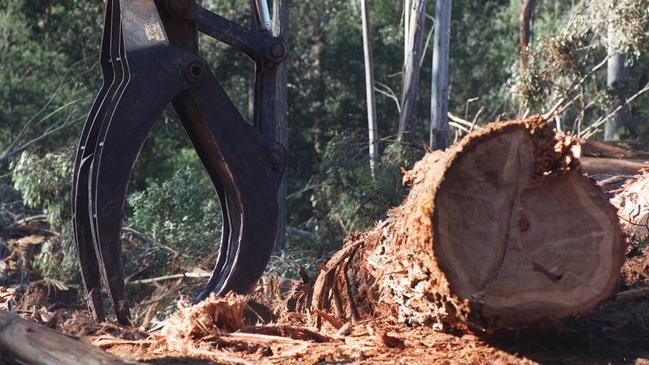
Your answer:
[379,331,405,349]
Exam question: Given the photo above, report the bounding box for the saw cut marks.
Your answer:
[435,128,534,299]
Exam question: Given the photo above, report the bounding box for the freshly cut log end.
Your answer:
[433,121,624,328]
[312,116,626,331]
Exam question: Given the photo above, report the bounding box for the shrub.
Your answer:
[11,149,79,282]
[11,149,72,231]
[0,181,20,231]
[309,131,423,242]
[127,165,222,262]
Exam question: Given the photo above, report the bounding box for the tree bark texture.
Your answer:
[611,171,649,240]
[605,20,626,141]
[519,0,536,71]
[272,0,289,249]
[311,116,625,331]
[0,311,135,365]
[429,0,451,150]
[398,0,426,140]
[360,0,379,176]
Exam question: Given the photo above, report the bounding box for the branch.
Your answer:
[374,81,401,113]
[4,58,91,155]
[121,227,192,259]
[542,56,610,120]
[581,81,649,139]
[447,112,473,128]
[126,271,212,285]
[0,114,84,163]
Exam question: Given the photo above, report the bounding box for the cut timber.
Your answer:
[579,139,649,160]
[0,310,136,365]
[311,116,625,331]
[578,139,649,176]
[611,170,649,239]
[580,157,648,176]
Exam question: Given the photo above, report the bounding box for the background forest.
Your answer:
[0,0,648,292]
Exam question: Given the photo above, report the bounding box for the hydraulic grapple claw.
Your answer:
[73,0,123,323]
[73,0,286,324]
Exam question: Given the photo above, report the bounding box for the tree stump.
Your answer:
[311,116,625,331]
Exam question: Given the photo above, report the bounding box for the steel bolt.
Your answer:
[270,43,285,59]
[185,61,206,83]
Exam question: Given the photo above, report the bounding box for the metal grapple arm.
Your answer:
[72,0,286,325]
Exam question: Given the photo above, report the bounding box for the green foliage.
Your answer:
[34,228,80,284]
[309,132,423,241]
[127,164,222,260]
[0,0,100,156]
[443,0,520,120]
[265,227,331,280]
[0,181,20,231]
[8,148,79,282]
[515,0,649,138]
[11,150,72,231]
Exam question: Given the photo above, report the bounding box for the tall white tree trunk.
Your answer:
[404,0,411,63]
[605,22,626,141]
[519,0,536,71]
[361,0,379,176]
[429,0,451,150]
[398,0,426,140]
[272,0,289,249]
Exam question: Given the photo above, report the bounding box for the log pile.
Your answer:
[311,116,626,331]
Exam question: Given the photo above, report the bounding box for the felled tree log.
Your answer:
[580,157,648,176]
[579,139,649,160]
[578,138,648,177]
[611,170,649,239]
[0,310,135,365]
[311,116,625,331]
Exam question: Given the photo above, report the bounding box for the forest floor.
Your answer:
[2,219,649,364]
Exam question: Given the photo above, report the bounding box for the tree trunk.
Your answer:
[360,0,379,176]
[404,0,411,64]
[605,20,626,141]
[272,0,289,250]
[398,0,426,141]
[519,0,536,72]
[429,0,451,150]
[44,0,53,50]
[0,311,135,365]
[311,116,625,331]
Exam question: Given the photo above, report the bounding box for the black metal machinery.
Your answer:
[72,0,287,325]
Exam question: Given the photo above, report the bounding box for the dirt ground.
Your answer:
[2,221,649,364]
